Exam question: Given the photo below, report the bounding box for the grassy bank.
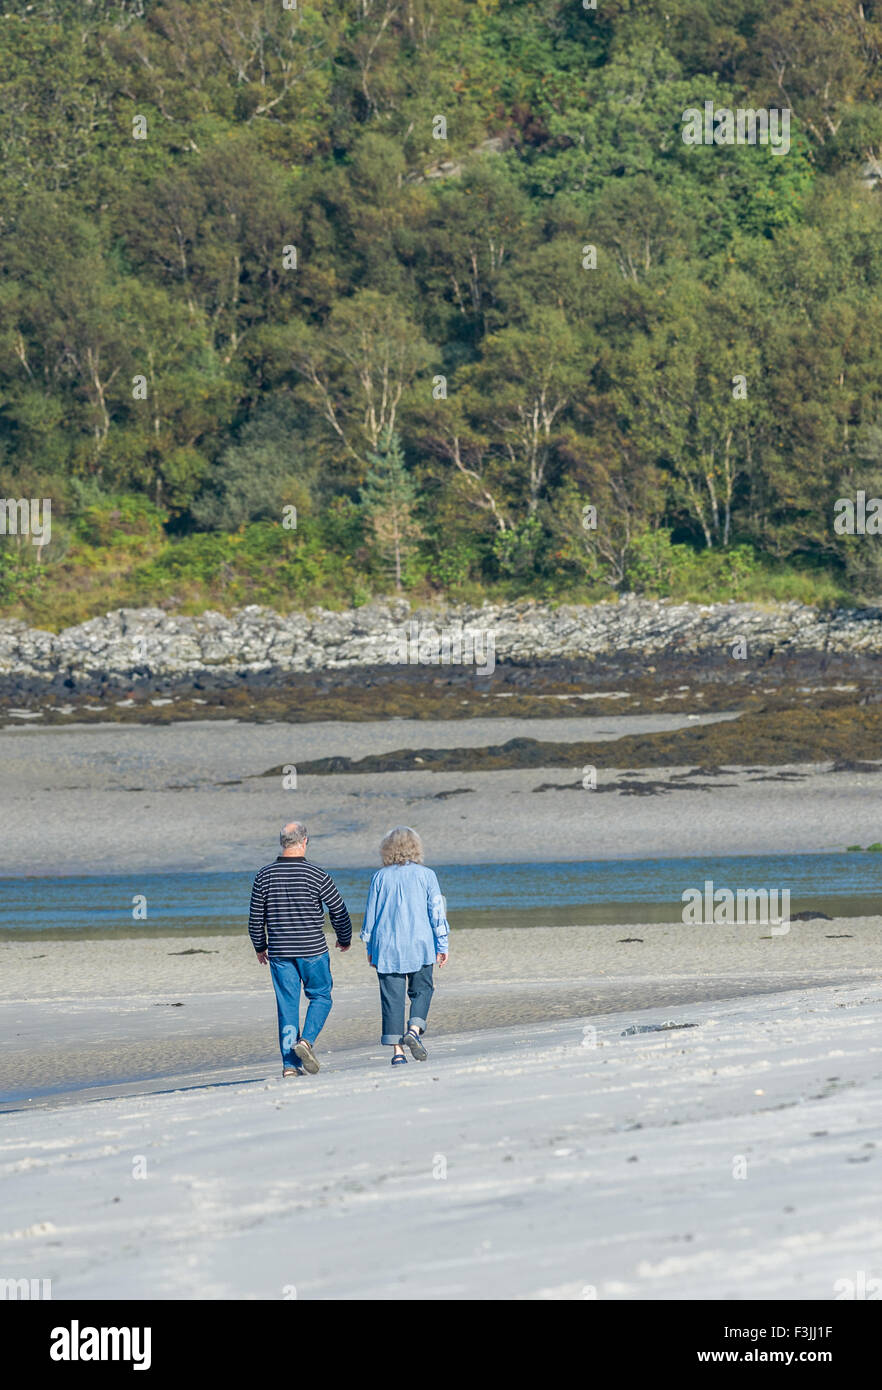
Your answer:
[0,501,852,631]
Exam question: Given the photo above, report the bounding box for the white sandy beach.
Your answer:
[3,714,881,1302]
[0,715,877,872]
[2,980,881,1300]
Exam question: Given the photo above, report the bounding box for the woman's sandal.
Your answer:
[391,1053,408,1066]
[401,1028,428,1061]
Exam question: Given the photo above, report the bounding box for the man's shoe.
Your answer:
[294,1039,320,1074]
[401,1028,428,1061]
[282,1067,304,1079]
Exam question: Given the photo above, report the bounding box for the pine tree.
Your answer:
[359,428,423,591]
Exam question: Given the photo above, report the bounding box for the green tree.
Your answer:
[359,428,423,591]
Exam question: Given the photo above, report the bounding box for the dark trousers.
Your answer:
[377,964,434,1045]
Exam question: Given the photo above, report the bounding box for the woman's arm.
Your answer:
[361,874,379,965]
[427,871,450,959]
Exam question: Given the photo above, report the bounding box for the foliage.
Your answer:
[2,0,882,619]
[359,428,423,590]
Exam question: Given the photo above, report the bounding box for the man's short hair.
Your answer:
[280,821,308,849]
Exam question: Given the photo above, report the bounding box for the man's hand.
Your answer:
[335,942,351,952]
[256,950,268,965]
[436,952,448,968]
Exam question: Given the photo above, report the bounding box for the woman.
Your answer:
[360,827,449,1065]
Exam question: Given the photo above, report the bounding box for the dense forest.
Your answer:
[2,0,882,625]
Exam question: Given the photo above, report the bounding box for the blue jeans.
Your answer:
[270,954,334,1068]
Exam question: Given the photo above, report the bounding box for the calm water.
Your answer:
[1,853,879,936]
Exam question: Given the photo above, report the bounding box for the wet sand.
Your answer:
[3,917,880,1106]
[0,716,878,873]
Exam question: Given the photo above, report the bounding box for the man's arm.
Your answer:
[320,872,352,949]
[248,874,268,957]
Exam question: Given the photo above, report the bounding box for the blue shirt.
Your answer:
[360,862,450,975]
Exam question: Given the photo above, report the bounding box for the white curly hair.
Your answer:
[380,826,424,865]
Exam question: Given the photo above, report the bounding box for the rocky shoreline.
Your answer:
[2,597,882,689]
[2,597,882,728]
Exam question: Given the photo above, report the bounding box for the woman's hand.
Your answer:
[436,952,448,968]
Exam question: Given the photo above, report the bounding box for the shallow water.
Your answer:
[2,851,879,936]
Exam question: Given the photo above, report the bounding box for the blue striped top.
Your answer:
[248,857,352,958]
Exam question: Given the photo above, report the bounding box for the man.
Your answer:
[249,821,351,1077]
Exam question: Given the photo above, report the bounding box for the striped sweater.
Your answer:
[248,857,352,959]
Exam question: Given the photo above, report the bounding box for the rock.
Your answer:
[621,1021,699,1036]
[0,597,881,694]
